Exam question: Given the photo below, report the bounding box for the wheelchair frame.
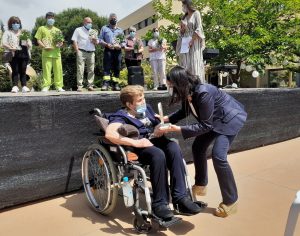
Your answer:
[81,108,205,233]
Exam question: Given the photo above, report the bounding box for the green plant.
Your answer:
[52,30,64,46]
[0,65,11,92]
[114,33,125,44]
[19,30,31,40]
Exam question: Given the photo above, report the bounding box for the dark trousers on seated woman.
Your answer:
[192,131,238,205]
[125,58,141,68]
[10,56,29,87]
[133,136,187,208]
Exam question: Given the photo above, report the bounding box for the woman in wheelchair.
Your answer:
[105,85,202,220]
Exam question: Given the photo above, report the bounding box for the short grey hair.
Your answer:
[129,26,136,32]
[109,13,117,19]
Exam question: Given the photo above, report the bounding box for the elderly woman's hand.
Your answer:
[134,138,153,148]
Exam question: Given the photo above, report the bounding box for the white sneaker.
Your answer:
[22,86,30,93]
[11,86,19,93]
[41,87,49,92]
[56,88,65,92]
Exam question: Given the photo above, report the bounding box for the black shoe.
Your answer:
[174,197,202,215]
[153,204,174,221]
[158,84,167,90]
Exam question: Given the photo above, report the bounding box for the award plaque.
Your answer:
[158,102,171,129]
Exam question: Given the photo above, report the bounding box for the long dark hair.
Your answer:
[181,0,197,20]
[167,65,201,105]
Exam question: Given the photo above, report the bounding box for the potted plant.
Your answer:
[19,30,31,46]
[52,31,64,48]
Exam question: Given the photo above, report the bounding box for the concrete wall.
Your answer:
[0,88,300,209]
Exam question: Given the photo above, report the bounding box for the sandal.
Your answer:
[214,201,238,217]
[192,185,207,196]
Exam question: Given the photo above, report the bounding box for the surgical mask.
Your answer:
[153,32,159,38]
[168,87,173,96]
[182,5,188,13]
[12,23,20,31]
[135,103,147,118]
[84,23,92,30]
[129,31,136,38]
[110,19,117,26]
[47,18,55,26]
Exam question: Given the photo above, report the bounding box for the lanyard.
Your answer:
[189,102,198,118]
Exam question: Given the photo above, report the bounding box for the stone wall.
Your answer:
[0,88,299,209]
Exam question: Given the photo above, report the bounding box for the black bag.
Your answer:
[2,51,13,63]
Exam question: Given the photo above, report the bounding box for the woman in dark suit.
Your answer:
[159,65,247,217]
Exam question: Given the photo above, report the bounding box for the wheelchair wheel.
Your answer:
[82,143,118,215]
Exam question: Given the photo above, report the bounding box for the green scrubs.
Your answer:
[35,26,63,89]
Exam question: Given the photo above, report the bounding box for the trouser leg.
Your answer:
[152,137,187,203]
[10,57,19,86]
[42,57,53,88]
[19,58,29,87]
[135,146,169,208]
[86,52,95,87]
[150,60,159,88]
[192,131,216,186]
[53,57,64,89]
[212,133,237,205]
[103,49,112,76]
[157,59,166,85]
[76,50,85,87]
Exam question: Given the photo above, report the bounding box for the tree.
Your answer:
[31,8,107,90]
[153,0,300,81]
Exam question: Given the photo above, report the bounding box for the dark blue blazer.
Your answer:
[108,105,160,138]
[168,84,247,139]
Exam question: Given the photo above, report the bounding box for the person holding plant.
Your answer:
[72,17,98,92]
[99,13,124,91]
[176,0,206,83]
[35,12,65,92]
[124,26,143,69]
[1,16,32,93]
[148,27,167,91]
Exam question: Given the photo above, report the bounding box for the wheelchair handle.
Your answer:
[89,108,103,117]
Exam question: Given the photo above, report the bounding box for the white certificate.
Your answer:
[180,36,192,54]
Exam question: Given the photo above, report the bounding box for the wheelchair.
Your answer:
[81,108,207,233]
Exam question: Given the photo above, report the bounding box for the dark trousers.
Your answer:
[192,131,237,205]
[125,58,141,68]
[134,136,187,208]
[10,57,29,87]
[103,48,122,78]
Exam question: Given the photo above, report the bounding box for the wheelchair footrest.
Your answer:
[154,216,182,228]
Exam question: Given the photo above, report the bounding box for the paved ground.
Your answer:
[1,137,300,236]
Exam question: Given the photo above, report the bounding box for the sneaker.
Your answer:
[11,86,19,93]
[77,87,83,92]
[173,196,202,215]
[113,83,120,91]
[192,185,207,196]
[101,82,110,91]
[153,87,158,91]
[22,86,30,93]
[56,88,65,92]
[88,86,94,91]
[153,204,174,221]
[41,87,49,92]
[158,84,167,90]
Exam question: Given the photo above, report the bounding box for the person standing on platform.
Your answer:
[159,66,247,218]
[1,16,32,93]
[124,26,143,68]
[72,17,98,92]
[148,27,167,90]
[99,13,124,91]
[176,0,206,83]
[35,12,65,92]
